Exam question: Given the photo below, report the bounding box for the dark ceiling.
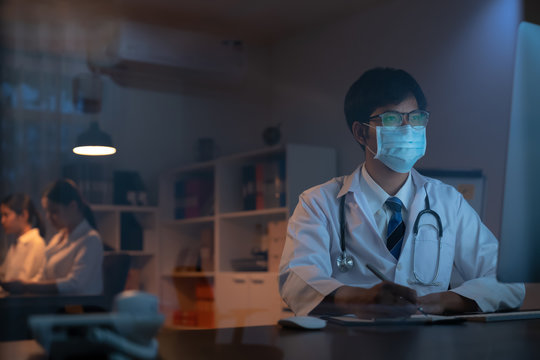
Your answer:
[1,0,389,43]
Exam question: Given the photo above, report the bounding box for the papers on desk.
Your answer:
[454,310,540,322]
[325,314,464,326]
[325,310,540,325]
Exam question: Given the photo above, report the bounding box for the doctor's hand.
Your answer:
[417,291,479,315]
[333,282,418,319]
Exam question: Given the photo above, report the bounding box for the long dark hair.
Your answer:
[1,193,46,237]
[42,179,97,230]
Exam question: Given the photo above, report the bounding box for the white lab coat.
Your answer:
[279,166,525,316]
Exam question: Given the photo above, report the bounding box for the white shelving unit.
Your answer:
[158,144,336,328]
[91,204,159,295]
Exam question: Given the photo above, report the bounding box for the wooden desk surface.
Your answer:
[2,319,540,360]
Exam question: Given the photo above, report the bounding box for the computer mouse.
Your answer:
[278,316,327,330]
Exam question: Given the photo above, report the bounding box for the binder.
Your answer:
[242,165,256,210]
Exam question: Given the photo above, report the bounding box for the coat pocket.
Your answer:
[410,222,454,287]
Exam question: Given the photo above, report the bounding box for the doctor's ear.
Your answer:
[352,121,367,146]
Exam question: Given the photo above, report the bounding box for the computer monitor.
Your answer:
[497,21,540,282]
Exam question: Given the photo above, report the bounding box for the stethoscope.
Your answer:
[336,185,444,286]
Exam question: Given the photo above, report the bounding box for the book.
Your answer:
[174,179,186,219]
[263,160,281,209]
[255,162,265,210]
[175,176,213,219]
[242,165,256,210]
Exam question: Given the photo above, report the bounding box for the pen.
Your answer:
[365,263,428,316]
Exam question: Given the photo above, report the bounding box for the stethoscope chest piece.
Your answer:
[337,252,354,272]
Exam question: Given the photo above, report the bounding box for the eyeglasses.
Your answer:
[368,110,430,128]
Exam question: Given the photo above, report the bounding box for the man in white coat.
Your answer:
[279,68,525,318]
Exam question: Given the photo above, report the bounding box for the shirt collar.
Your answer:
[393,171,414,211]
[337,165,362,198]
[18,228,40,244]
[337,163,415,212]
[360,165,393,215]
[68,219,92,241]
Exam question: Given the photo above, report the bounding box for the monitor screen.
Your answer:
[497,21,540,282]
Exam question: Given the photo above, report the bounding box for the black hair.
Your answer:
[42,179,97,230]
[344,67,427,133]
[1,193,46,237]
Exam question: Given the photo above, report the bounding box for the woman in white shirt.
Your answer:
[1,179,103,295]
[0,193,46,281]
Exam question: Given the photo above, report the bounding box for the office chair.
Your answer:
[60,252,132,313]
[102,252,132,309]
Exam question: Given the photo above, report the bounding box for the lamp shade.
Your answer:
[73,121,116,156]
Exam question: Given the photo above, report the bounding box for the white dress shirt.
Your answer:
[279,164,525,315]
[39,219,103,295]
[0,228,45,281]
[360,165,414,240]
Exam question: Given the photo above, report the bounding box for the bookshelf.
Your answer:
[158,144,336,328]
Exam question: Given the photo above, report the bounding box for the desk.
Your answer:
[0,294,107,341]
[2,319,540,360]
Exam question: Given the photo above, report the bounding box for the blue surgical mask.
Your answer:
[366,125,426,173]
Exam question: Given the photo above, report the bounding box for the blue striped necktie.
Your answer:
[385,197,405,259]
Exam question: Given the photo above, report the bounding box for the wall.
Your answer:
[105,0,523,234]
[96,43,274,202]
[0,25,274,208]
[270,0,522,236]
[1,0,522,233]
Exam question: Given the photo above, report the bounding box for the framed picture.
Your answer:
[417,169,485,219]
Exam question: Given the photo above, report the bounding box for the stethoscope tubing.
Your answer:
[337,184,443,286]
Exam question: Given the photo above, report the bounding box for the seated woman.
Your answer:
[0,193,46,281]
[1,179,103,295]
